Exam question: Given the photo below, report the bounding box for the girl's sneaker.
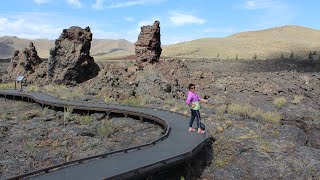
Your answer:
[198,128,205,134]
[189,127,196,132]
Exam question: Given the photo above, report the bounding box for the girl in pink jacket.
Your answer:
[185,83,208,133]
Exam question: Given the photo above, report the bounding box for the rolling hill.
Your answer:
[162,25,320,60]
[0,36,135,59]
[1,25,320,60]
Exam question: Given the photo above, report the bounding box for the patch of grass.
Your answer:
[270,130,280,138]
[291,95,304,104]
[43,85,85,100]
[104,96,116,103]
[214,114,228,121]
[310,110,320,121]
[42,107,49,116]
[165,99,176,106]
[273,97,287,109]
[1,112,11,120]
[19,113,30,121]
[97,121,115,136]
[64,107,74,125]
[79,114,93,125]
[26,85,40,92]
[0,82,14,90]
[261,112,283,124]
[227,103,282,124]
[216,104,228,115]
[213,155,236,168]
[120,97,141,106]
[212,138,237,168]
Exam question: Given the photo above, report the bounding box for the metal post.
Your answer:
[14,81,17,90]
[20,81,23,91]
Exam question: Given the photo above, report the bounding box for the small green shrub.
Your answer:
[19,113,30,121]
[64,107,74,125]
[273,97,287,109]
[97,122,115,136]
[1,112,11,120]
[80,114,92,125]
[42,107,49,116]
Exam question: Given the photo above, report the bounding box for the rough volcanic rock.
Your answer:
[7,42,43,79]
[135,21,162,66]
[47,26,100,84]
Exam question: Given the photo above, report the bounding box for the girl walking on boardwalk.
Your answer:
[185,83,208,134]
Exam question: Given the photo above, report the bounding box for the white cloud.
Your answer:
[107,0,166,8]
[67,0,82,9]
[169,12,205,26]
[124,17,134,22]
[92,0,104,10]
[33,0,51,4]
[0,17,61,39]
[138,20,154,26]
[244,0,281,10]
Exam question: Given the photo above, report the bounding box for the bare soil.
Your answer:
[0,99,162,179]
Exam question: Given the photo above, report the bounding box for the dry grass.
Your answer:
[273,97,287,109]
[78,114,93,125]
[97,121,115,136]
[26,84,85,100]
[227,103,282,123]
[162,25,320,60]
[1,112,12,120]
[291,95,304,104]
[0,82,14,90]
[44,85,85,100]
[64,107,74,125]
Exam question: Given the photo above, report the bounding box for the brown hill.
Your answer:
[162,25,320,60]
[0,36,135,59]
[2,25,320,60]
[0,36,54,59]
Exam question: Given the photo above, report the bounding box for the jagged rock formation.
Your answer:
[7,42,43,78]
[135,21,162,67]
[47,26,100,84]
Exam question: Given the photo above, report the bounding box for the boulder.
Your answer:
[135,21,162,67]
[47,26,100,84]
[7,42,43,78]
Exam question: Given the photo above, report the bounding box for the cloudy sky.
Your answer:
[0,0,319,44]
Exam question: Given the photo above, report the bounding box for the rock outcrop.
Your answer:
[135,21,162,67]
[47,26,100,84]
[7,42,43,78]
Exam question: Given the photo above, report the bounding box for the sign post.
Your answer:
[15,76,25,91]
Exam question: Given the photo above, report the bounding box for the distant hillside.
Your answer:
[162,25,320,60]
[0,36,135,59]
[0,36,54,58]
[2,25,320,60]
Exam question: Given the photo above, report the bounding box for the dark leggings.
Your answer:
[189,109,201,129]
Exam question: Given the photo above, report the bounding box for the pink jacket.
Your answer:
[185,91,201,105]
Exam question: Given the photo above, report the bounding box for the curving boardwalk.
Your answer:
[0,90,210,180]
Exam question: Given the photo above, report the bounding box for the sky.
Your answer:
[0,0,319,44]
